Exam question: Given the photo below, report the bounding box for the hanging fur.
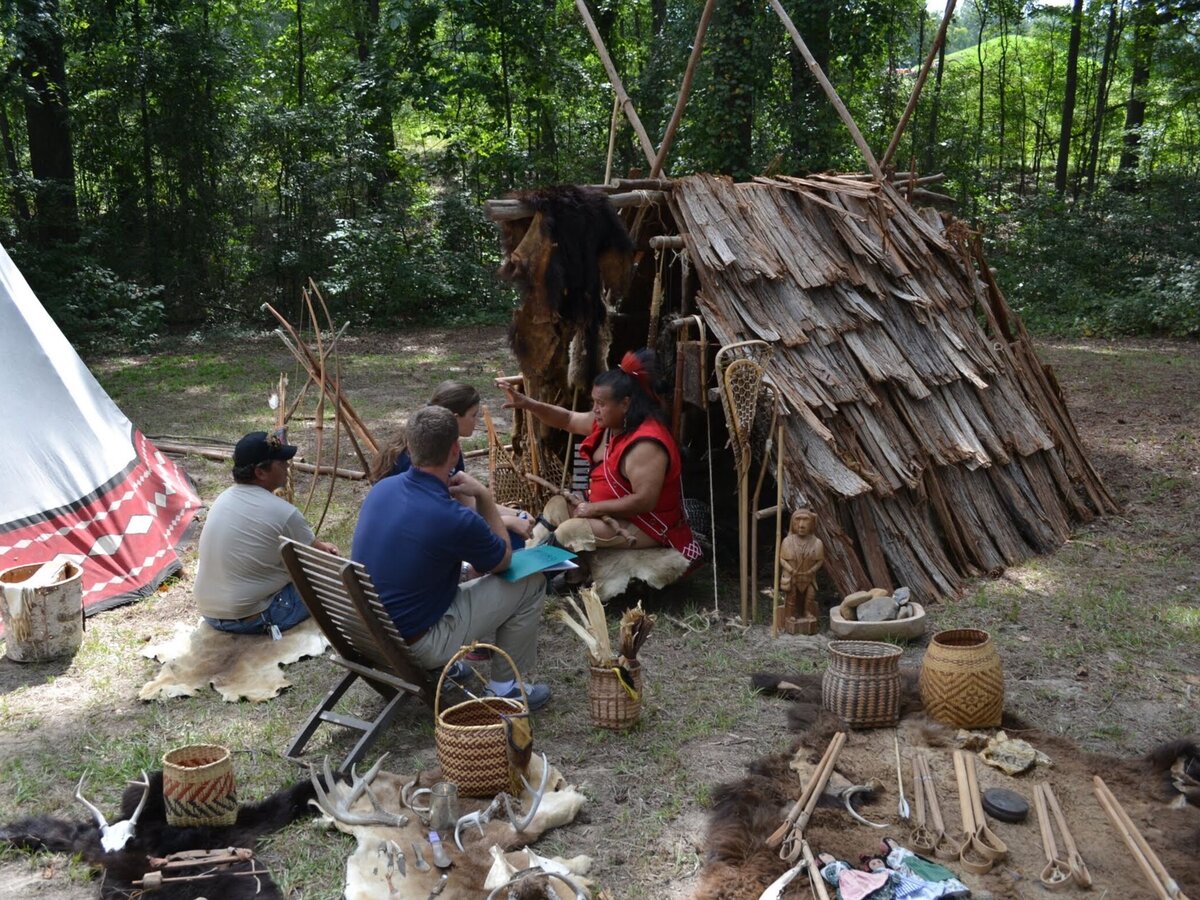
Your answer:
[498,186,633,393]
[0,770,322,899]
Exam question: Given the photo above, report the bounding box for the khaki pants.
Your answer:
[406,572,546,683]
[542,495,656,551]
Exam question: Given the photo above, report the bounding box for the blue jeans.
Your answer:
[204,583,310,636]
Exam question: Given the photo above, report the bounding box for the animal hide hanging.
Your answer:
[0,770,321,900]
[498,186,634,397]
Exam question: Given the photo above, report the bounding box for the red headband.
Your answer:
[618,351,656,400]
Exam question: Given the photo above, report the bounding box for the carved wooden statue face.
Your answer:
[791,510,816,536]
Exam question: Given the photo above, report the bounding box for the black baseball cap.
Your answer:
[233,430,298,467]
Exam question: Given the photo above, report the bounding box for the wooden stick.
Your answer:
[650,0,717,178]
[603,93,620,185]
[484,190,666,221]
[771,423,785,637]
[881,0,959,169]
[1093,776,1181,900]
[767,0,883,180]
[574,0,656,167]
[766,731,846,848]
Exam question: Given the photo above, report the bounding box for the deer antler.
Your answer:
[310,755,409,828]
[75,772,111,829]
[501,752,551,833]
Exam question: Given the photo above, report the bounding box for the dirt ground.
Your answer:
[0,333,1197,899]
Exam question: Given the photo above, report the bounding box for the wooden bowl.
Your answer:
[828,602,927,641]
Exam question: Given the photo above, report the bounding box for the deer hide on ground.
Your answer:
[327,756,588,899]
[139,618,329,702]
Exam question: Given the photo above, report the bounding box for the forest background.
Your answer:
[2,0,1198,348]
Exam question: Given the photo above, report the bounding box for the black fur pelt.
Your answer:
[0,769,321,899]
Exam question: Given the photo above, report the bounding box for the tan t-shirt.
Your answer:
[193,484,315,619]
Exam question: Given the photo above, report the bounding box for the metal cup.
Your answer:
[409,781,459,832]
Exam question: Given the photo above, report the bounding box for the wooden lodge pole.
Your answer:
[650,0,718,178]
[767,0,884,181]
[881,0,958,170]
[574,0,657,168]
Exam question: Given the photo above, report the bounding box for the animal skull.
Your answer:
[75,770,150,853]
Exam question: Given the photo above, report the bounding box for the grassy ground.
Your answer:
[0,329,1197,898]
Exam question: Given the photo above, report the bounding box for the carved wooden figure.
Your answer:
[778,509,824,635]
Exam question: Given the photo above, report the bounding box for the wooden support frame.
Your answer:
[651,0,718,178]
[881,0,959,169]
[574,0,657,167]
[767,0,884,181]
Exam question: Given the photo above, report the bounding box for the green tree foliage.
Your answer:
[0,0,1197,345]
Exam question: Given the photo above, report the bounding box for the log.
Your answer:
[154,440,366,480]
[483,190,667,221]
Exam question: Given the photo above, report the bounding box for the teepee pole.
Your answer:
[768,0,883,181]
[650,0,718,178]
[881,0,958,169]
[575,0,657,167]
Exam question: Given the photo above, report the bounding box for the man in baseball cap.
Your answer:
[193,428,338,637]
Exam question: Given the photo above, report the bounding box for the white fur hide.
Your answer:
[139,618,329,702]
[328,756,588,899]
[589,547,690,602]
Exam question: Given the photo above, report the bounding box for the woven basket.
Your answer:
[821,640,902,728]
[162,744,237,827]
[435,643,528,798]
[919,628,1003,728]
[588,661,643,731]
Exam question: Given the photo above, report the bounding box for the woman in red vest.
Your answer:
[497,349,701,563]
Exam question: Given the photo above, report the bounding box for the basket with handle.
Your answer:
[162,744,237,827]
[821,640,903,728]
[588,660,643,731]
[435,642,529,797]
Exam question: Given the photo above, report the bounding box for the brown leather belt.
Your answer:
[403,627,429,646]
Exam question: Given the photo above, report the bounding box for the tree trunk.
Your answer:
[973,0,988,175]
[134,0,158,281]
[1084,0,1121,194]
[923,31,948,173]
[0,103,31,222]
[1116,0,1157,186]
[787,0,836,171]
[17,0,77,246]
[1054,0,1084,195]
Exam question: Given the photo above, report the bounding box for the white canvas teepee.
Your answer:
[0,242,200,613]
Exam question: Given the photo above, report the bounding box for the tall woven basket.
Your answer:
[821,640,902,728]
[919,628,1003,728]
[435,643,528,798]
[162,744,237,827]
[588,661,643,731]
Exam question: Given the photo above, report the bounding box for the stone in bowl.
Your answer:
[828,602,927,640]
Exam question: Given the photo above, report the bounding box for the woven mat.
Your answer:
[139,618,328,702]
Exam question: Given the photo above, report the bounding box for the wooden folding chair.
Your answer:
[279,537,433,773]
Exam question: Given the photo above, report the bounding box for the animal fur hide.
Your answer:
[589,546,692,602]
[139,618,329,702]
[0,770,320,899]
[498,185,634,398]
[322,756,589,899]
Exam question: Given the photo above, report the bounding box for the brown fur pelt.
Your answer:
[498,186,633,391]
[1146,736,1200,807]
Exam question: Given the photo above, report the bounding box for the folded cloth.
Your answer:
[820,860,893,900]
[884,843,970,898]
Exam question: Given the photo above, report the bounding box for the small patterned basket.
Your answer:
[919,628,1003,728]
[162,744,237,827]
[821,640,903,728]
[435,643,528,798]
[588,661,643,731]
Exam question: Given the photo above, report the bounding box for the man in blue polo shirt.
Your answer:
[352,405,550,709]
